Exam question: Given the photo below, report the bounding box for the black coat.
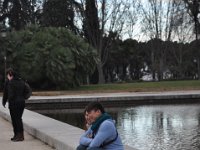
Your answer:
[2,77,25,108]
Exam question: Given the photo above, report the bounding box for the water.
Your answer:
[39,104,200,150]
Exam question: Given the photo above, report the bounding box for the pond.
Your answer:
[38,104,200,150]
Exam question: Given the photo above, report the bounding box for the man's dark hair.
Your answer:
[6,67,20,78]
[6,68,16,77]
[85,102,105,113]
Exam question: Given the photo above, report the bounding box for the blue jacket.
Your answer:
[79,119,124,150]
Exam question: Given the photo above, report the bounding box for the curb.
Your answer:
[0,105,134,150]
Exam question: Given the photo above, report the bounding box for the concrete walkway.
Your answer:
[0,105,134,150]
[0,117,54,150]
[0,105,85,150]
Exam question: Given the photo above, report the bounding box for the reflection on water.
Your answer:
[41,104,200,150]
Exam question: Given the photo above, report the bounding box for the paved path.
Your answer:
[0,116,55,150]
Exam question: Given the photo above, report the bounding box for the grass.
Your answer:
[32,80,200,96]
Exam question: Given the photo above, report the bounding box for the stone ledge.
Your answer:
[25,91,200,110]
[0,105,134,150]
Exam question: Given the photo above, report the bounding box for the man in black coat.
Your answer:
[2,68,26,142]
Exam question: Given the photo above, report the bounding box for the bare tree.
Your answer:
[170,1,195,79]
[74,0,138,83]
[139,0,190,80]
[183,0,200,79]
[183,0,200,40]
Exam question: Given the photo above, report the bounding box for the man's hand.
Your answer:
[87,133,93,138]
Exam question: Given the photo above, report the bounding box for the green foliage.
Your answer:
[6,26,98,89]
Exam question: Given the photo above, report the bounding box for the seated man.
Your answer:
[77,102,124,150]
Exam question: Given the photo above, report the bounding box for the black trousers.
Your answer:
[9,103,25,135]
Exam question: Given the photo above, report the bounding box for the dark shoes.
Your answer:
[11,132,24,142]
[11,135,16,141]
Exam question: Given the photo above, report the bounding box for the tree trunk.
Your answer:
[158,57,163,81]
[197,59,200,80]
[151,51,156,80]
[97,63,105,84]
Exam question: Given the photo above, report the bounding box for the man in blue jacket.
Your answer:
[77,102,124,150]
